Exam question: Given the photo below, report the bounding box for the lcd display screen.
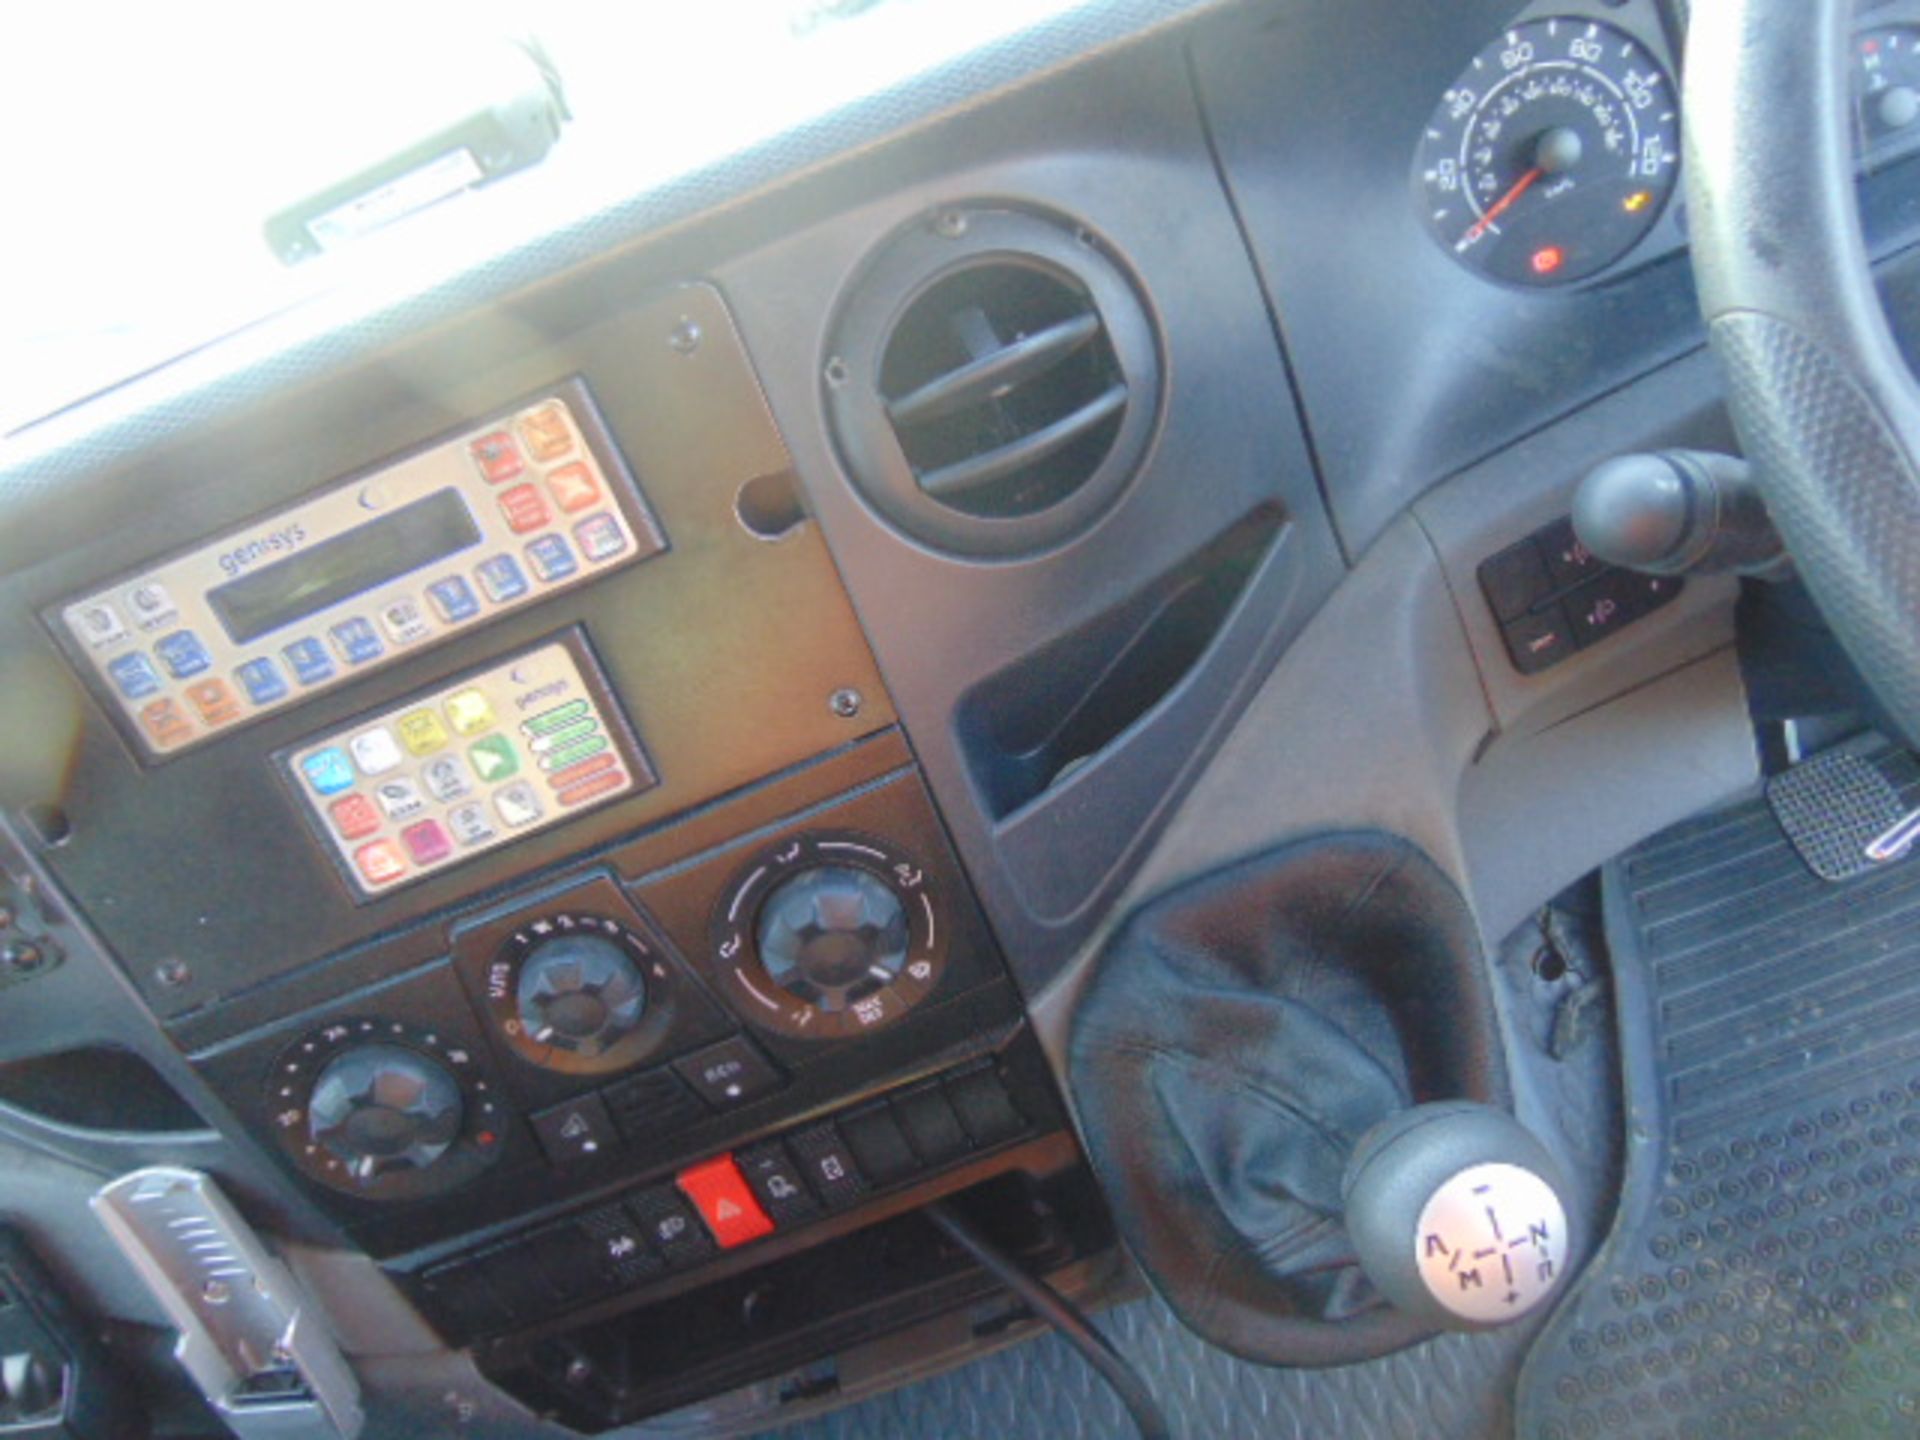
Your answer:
[207,489,480,644]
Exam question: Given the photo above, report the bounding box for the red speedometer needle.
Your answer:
[1463,166,1544,245]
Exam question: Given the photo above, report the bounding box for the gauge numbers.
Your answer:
[1417,18,1679,286]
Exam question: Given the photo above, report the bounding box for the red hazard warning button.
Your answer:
[675,1154,775,1249]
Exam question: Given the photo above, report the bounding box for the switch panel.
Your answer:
[1477,516,1683,676]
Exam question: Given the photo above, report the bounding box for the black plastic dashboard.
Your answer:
[6,0,1920,1433]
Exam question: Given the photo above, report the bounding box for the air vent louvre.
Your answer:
[880,264,1126,519]
[827,208,1159,557]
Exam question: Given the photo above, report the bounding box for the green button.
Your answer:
[523,699,591,737]
[540,735,608,772]
[531,716,599,751]
[468,733,520,784]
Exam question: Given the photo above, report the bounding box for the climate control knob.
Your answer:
[713,833,949,1041]
[268,1017,504,1199]
[485,913,672,1075]
[306,1043,463,1183]
[516,934,648,1058]
[757,866,910,1011]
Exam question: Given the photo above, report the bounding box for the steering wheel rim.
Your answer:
[1689,0,1920,746]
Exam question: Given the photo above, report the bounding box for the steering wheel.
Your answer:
[1690,0,1920,745]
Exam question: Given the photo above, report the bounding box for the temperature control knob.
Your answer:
[713,833,948,1041]
[306,1043,464,1183]
[268,1017,505,1200]
[757,866,910,1012]
[516,934,648,1057]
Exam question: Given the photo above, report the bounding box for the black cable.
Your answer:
[924,1200,1171,1440]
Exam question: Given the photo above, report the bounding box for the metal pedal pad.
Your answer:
[1765,747,1908,882]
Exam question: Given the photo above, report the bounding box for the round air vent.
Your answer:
[825,207,1160,557]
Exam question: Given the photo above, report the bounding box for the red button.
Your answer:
[498,483,550,534]
[329,793,381,840]
[545,461,602,514]
[676,1155,775,1249]
[354,839,408,887]
[471,431,524,484]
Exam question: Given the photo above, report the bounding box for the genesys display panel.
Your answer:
[50,378,664,761]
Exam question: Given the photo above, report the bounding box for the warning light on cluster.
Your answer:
[1623,190,1654,214]
[1531,245,1566,276]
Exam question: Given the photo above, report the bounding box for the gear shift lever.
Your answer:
[1342,1101,1573,1329]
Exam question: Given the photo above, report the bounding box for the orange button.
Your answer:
[676,1155,775,1249]
[184,678,242,726]
[354,839,408,887]
[544,461,601,514]
[556,767,627,807]
[329,793,382,840]
[138,697,194,747]
[518,402,574,462]
[498,483,550,535]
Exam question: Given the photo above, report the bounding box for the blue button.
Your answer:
[524,534,578,583]
[475,554,529,603]
[106,652,162,700]
[153,630,212,679]
[282,637,335,687]
[426,575,481,624]
[300,747,356,796]
[235,657,289,705]
[328,617,384,666]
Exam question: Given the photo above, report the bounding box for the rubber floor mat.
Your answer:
[1518,745,1920,1439]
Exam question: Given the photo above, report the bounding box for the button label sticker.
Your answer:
[301,747,356,795]
[421,755,473,802]
[396,708,449,756]
[349,728,404,776]
[71,602,128,648]
[494,780,544,828]
[444,688,496,736]
[375,778,426,821]
[468,734,520,783]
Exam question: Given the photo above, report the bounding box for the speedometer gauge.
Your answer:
[1416,18,1679,286]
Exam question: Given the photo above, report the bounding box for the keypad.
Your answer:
[58,392,663,759]
[284,641,653,898]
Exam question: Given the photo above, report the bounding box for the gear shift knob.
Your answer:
[1341,1101,1573,1329]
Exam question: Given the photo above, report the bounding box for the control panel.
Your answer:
[52,380,663,760]
[1477,516,1684,676]
[409,1051,1050,1347]
[282,635,652,898]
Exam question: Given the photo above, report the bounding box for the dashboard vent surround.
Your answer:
[827,208,1160,557]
